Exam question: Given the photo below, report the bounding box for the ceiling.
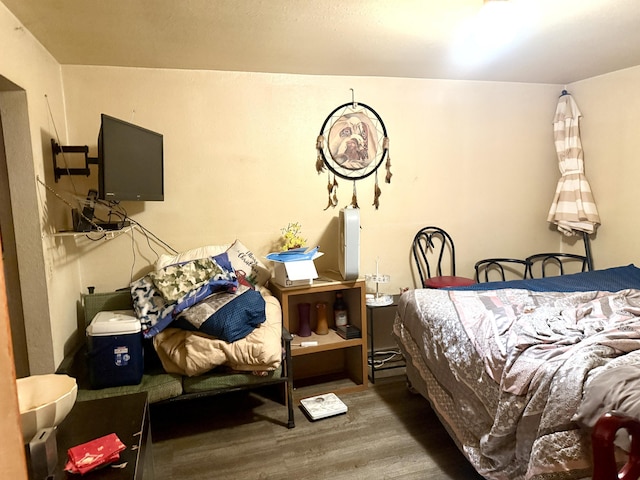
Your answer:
[4,0,640,84]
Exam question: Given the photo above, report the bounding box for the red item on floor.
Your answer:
[64,432,126,475]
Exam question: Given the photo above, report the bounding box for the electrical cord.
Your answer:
[368,349,403,368]
[37,176,104,233]
[125,216,177,255]
[91,199,180,282]
[81,197,177,256]
[37,177,179,278]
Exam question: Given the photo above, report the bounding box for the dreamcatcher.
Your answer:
[315,92,391,210]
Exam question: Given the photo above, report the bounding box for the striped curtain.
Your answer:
[547,93,600,236]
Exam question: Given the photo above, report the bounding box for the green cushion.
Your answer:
[60,342,183,404]
[183,365,283,394]
[83,291,133,327]
[77,370,183,404]
[72,291,290,408]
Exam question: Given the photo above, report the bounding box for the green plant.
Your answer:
[280,222,307,251]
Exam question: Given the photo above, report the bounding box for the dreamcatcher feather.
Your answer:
[315,98,391,210]
[315,135,325,173]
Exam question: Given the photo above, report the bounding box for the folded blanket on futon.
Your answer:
[172,285,266,343]
[152,287,282,376]
[131,252,238,337]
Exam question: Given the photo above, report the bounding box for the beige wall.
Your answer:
[0,3,63,475]
[568,67,640,269]
[60,67,565,298]
[0,2,76,374]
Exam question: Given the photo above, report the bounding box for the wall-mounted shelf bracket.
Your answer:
[51,139,98,182]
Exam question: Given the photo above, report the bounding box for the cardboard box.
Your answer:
[270,251,324,287]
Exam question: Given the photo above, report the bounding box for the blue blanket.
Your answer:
[449,264,640,292]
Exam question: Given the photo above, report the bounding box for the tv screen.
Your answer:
[98,114,164,201]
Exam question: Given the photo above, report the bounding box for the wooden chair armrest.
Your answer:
[592,411,640,480]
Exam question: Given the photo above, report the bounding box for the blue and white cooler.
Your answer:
[86,310,144,389]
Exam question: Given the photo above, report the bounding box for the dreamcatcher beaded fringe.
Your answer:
[315,95,391,210]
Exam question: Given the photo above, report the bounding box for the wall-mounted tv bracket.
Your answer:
[51,139,98,182]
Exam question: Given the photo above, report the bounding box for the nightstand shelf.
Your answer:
[270,274,368,401]
[291,330,363,355]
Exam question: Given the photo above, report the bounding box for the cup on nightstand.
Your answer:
[297,303,312,337]
[315,302,329,335]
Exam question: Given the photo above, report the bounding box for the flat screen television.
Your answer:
[97,114,164,201]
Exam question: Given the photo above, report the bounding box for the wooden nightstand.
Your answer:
[270,273,367,401]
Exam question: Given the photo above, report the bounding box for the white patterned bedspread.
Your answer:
[393,288,640,480]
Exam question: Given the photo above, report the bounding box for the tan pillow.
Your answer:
[155,244,230,270]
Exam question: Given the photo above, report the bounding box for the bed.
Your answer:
[392,262,640,480]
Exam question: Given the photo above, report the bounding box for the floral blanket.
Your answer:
[449,289,640,395]
[393,288,640,480]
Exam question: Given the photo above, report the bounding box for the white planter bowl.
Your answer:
[17,373,78,443]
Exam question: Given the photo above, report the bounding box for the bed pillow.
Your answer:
[225,239,271,288]
[155,244,230,270]
[132,252,238,338]
[174,287,266,343]
[183,284,251,323]
[149,255,235,303]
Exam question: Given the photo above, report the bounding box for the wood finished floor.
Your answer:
[148,374,485,480]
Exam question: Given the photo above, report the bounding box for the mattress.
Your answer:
[393,275,640,480]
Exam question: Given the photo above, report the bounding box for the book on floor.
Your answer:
[300,392,348,420]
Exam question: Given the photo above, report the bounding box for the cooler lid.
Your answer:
[87,310,141,336]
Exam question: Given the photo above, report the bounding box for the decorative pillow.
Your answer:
[177,285,250,327]
[174,287,266,343]
[155,244,229,270]
[226,239,271,288]
[150,256,233,303]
